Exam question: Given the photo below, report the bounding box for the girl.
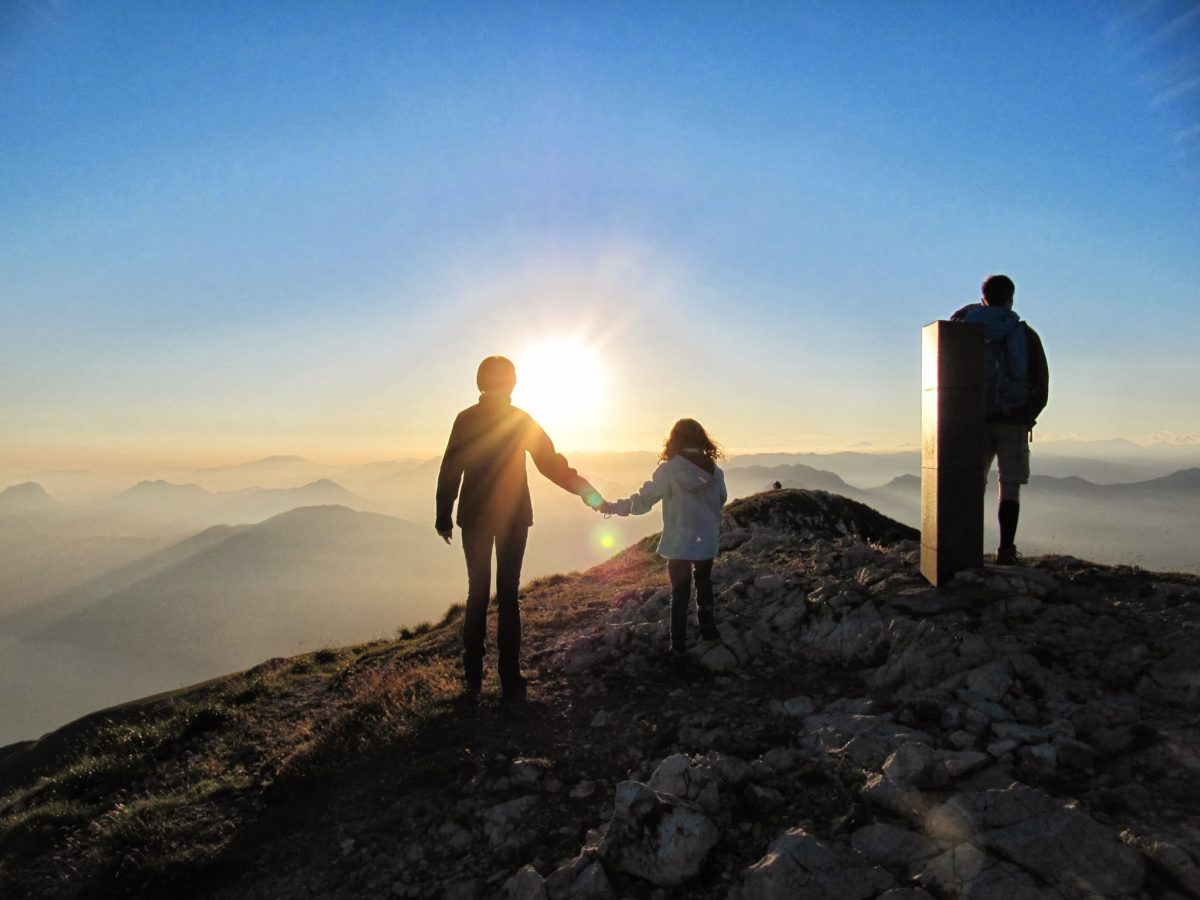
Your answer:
[599,419,728,659]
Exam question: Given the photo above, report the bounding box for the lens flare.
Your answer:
[591,521,623,554]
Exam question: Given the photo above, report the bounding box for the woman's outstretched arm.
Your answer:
[604,464,670,516]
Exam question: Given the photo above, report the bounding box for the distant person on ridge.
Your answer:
[951,275,1049,565]
[436,356,603,702]
[593,419,727,669]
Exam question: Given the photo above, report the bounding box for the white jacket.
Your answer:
[605,453,727,560]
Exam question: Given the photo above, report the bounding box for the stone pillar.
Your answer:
[920,320,985,586]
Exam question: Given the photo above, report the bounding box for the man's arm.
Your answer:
[435,413,467,537]
[1025,325,1049,425]
[526,416,597,500]
[950,302,981,322]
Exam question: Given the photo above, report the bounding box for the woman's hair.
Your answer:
[660,418,724,462]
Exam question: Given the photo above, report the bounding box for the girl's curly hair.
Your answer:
[660,418,724,463]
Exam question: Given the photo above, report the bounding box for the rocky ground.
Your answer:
[1,489,1198,899]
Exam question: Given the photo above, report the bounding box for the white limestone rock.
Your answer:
[598,781,719,888]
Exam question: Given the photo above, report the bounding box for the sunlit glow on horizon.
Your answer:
[514,337,608,448]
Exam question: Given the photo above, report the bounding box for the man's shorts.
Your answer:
[983,422,1030,485]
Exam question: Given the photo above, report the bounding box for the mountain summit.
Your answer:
[1,490,1197,899]
[0,482,62,517]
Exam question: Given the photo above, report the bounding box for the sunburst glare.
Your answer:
[514,338,608,447]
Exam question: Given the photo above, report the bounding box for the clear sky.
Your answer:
[2,1,1198,468]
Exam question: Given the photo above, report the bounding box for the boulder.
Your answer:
[926,785,1145,898]
[504,865,548,900]
[802,713,931,770]
[701,750,751,787]
[914,842,1063,899]
[544,853,617,900]
[782,695,816,717]
[481,796,538,849]
[881,742,944,789]
[850,823,941,869]
[731,827,896,899]
[647,754,720,815]
[802,600,886,662]
[965,660,1015,703]
[598,781,719,887]
[700,645,739,672]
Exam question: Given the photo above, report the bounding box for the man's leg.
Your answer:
[994,424,1030,564]
[461,528,494,689]
[981,424,1000,499]
[494,525,530,695]
[694,560,718,640]
[667,559,692,654]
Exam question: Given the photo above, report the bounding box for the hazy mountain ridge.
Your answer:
[1,490,1196,899]
[19,505,461,674]
[855,467,1200,574]
[0,483,65,517]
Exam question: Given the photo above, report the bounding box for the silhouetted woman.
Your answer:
[597,419,727,665]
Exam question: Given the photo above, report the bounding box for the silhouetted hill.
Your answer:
[120,479,210,502]
[195,455,310,472]
[1,489,1196,899]
[1116,466,1200,492]
[726,451,919,488]
[188,456,323,491]
[74,480,215,532]
[168,478,374,530]
[723,463,856,497]
[0,483,64,517]
[0,525,241,634]
[24,505,462,674]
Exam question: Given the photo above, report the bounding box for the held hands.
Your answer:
[581,490,619,516]
[436,526,453,545]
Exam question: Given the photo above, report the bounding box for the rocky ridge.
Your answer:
[1,489,1198,900]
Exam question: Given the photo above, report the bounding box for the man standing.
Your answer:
[952,275,1049,565]
[436,356,602,701]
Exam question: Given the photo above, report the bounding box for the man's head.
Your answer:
[476,356,517,395]
[981,275,1016,308]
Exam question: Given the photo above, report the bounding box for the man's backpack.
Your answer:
[963,306,1032,418]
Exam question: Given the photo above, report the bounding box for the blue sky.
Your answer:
[2,2,1198,465]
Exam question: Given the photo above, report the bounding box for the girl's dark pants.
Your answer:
[462,526,529,689]
[667,558,714,653]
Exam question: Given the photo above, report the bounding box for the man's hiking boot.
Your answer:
[995,545,1023,566]
[699,622,720,642]
[500,676,528,704]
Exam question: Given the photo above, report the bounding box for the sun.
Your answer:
[513,338,607,443]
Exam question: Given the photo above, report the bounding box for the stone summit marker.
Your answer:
[921,320,985,586]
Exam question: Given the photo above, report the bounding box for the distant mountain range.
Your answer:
[68,477,377,534]
[0,482,66,517]
[3,505,462,673]
[856,467,1200,572]
[1,451,1196,746]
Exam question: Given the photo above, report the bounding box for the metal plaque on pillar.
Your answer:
[920,320,985,586]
